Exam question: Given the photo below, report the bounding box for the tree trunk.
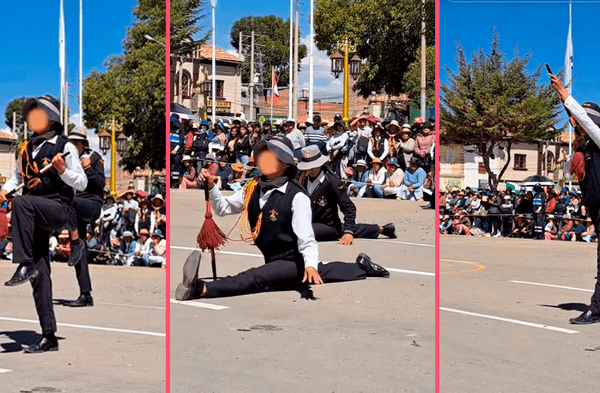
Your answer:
[497,140,512,188]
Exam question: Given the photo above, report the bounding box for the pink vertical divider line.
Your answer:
[434,0,440,391]
[165,1,171,392]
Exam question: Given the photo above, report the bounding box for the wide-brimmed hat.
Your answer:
[547,214,555,219]
[298,145,329,170]
[388,157,400,167]
[350,114,369,127]
[371,157,383,165]
[582,102,600,126]
[22,95,62,125]
[284,118,296,125]
[152,194,165,205]
[252,136,296,166]
[68,127,88,142]
[586,217,593,223]
[354,159,367,168]
[139,228,150,236]
[122,231,133,238]
[386,120,401,131]
[231,162,245,172]
[58,229,70,239]
[182,155,192,162]
[152,229,164,239]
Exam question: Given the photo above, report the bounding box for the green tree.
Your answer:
[230,15,307,88]
[83,0,166,171]
[440,29,562,190]
[170,0,208,55]
[404,46,435,107]
[314,0,434,97]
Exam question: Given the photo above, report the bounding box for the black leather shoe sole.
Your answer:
[5,269,39,287]
[182,251,202,287]
[69,297,94,307]
[24,340,59,354]
[175,283,193,301]
[68,239,85,267]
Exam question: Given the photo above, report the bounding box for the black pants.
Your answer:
[534,211,545,239]
[12,195,74,335]
[73,196,102,294]
[312,223,379,241]
[204,259,368,298]
[586,205,600,313]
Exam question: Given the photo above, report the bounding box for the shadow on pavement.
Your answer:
[538,302,589,312]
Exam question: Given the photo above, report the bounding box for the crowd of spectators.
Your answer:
[0,187,167,267]
[439,185,596,243]
[170,113,435,206]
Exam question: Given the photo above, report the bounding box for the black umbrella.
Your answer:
[519,174,555,187]
[170,102,195,121]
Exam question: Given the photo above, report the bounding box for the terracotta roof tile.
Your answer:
[194,45,244,63]
[0,130,17,141]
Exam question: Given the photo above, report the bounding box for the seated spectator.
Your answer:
[567,217,586,242]
[227,162,246,191]
[398,157,427,201]
[520,214,535,238]
[133,228,152,266]
[148,230,167,268]
[215,157,232,190]
[544,215,558,240]
[558,217,573,240]
[358,157,387,198]
[348,160,369,196]
[453,210,471,236]
[580,217,596,243]
[178,155,198,190]
[116,231,137,266]
[50,230,71,262]
[375,157,404,198]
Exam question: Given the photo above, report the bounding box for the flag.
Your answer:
[564,2,573,94]
[59,0,66,118]
[272,69,279,106]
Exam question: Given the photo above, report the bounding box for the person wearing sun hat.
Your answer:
[0,95,88,353]
[227,162,246,191]
[174,135,389,301]
[65,126,106,307]
[348,159,369,196]
[397,157,427,201]
[150,194,166,235]
[367,123,389,165]
[298,145,396,244]
[375,157,404,198]
[178,155,198,190]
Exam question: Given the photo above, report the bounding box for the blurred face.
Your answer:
[373,163,382,171]
[240,127,248,136]
[410,162,419,170]
[307,167,321,178]
[284,123,294,132]
[388,125,398,135]
[256,150,285,179]
[358,119,367,128]
[422,127,431,135]
[401,130,410,141]
[26,108,52,134]
[72,140,86,154]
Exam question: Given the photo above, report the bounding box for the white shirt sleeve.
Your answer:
[60,142,88,191]
[367,139,375,159]
[564,95,600,149]
[2,158,22,192]
[209,185,245,216]
[291,192,319,270]
[381,138,389,160]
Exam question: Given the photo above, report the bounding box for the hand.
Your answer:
[302,266,323,284]
[81,156,91,168]
[171,150,177,156]
[339,233,354,246]
[52,153,66,174]
[389,181,396,188]
[366,178,372,184]
[0,189,8,204]
[198,168,219,189]
[550,74,569,102]
[408,184,414,191]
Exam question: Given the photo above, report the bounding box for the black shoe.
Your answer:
[356,253,390,278]
[68,238,85,267]
[570,310,600,325]
[23,336,58,353]
[175,280,205,301]
[182,251,202,287]
[5,263,38,286]
[382,223,397,238]
[69,294,94,307]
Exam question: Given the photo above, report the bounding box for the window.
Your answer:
[478,162,486,174]
[513,154,527,170]
[216,80,224,98]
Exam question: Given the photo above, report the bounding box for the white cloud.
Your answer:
[297,34,343,102]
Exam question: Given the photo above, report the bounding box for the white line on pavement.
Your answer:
[440,307,579,334]
[510,280,594,293]
[95,302,166,310]
[0,317,165,338]
[387,268,435,276]
[171,246,435,277]
[170,298,230,310]
[0,369,11,373]
[358,239,435,248]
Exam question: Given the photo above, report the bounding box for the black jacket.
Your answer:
[302,167,358,235]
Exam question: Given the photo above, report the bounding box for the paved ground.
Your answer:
[440,235,600,392]
[0,260,166,392]
[170,189,435,392]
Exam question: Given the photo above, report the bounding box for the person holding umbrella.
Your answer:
[551,73,600,324]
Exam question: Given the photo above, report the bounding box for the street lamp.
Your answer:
[200,77,212,119]
[98,117,128,196]
[349,54,362,80]
[330,51,344,79]
[144,34,166,47]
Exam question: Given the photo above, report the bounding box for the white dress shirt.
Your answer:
[2,136,87,193]
[564,95,600,149]
[307,170,326,195]
[209,182,320,269]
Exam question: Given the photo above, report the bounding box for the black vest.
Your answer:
[370,136,385,157]
[21,135,73,204]
[247,180,306,264]
[76,149,105,204]
[581,139,600,207]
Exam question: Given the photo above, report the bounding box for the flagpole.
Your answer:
[59,0,65,120]
[308,0,314,122]
[568,1,573,189]
[211,0,217,123]
[288,0,293,119]
[79,0,83,129]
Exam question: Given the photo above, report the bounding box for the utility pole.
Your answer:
[309,0,314,122]
[178,58,183,105]
[293,10,299,120]
[249,31,255,121]
[239,31,243,57]
[79,0,83,129]
[420,0,426,120]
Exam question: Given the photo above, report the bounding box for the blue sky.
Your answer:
[200,0,343,101]
[440,0,600,126]
[0,0,139,129]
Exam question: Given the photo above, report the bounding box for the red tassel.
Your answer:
[197,201,227,251]
[0,208,8,240]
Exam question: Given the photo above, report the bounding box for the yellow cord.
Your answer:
[239,177,263,241]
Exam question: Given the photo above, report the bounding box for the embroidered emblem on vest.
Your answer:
[269,209,278,221]
[317,196,327,206]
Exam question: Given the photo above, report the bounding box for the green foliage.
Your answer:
[314,0,434,97]
[440,28,562,190]
[230,15,307,87]
[83,0,166,171]
[170,0,208,55]
[4,97,29,137]
[404,46,435,107]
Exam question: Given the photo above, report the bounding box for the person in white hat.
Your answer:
[283,118,306,157]
[348,159,369,197]
[397,157,427,201]
[178,155,198,190]
[116,231,137,266]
